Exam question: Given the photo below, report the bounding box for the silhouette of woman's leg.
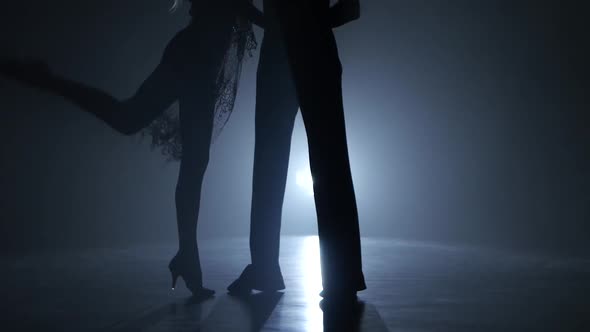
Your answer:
[46,66,179,134]
[0,58,179,134]
[0,30,194,135]
[172,84,215,290]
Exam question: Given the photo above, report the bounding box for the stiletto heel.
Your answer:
[168,253,215,299]
[171,270,180,290]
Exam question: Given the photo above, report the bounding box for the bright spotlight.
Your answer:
[296,168,314,196]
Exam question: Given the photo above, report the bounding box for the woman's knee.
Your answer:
[116,122,144,136]
[110,113,149,136]
[112,98,164,135]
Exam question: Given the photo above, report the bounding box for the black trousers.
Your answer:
[249,34,298,274]
[250,1,366,291]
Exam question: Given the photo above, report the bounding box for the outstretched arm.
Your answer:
[329,0,361,28]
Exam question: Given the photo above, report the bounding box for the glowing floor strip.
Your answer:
[301,235,323,331]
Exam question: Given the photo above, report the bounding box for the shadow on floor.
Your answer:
[322,300,389,332]
[108,292,284,332]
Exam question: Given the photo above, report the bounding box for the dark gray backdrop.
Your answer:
[1,0,588,256]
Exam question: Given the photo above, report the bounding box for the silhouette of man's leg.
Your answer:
[228,36,298,293]
[250,37,299,278]
[273,0,366,294]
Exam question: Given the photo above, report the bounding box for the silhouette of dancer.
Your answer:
[0,0,263,299]
[228,0,366,300]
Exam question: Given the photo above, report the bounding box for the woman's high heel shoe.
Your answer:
[168,254,215,299]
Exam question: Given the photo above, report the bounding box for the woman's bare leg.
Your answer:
[0,26,212,135]
[0,58,179,135]
[170,87,215,293]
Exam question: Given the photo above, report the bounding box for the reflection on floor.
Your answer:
[1,236,588,331]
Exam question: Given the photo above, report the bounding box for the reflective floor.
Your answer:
[1,236,589,331]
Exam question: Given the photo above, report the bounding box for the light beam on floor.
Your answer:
[301,235,323,331]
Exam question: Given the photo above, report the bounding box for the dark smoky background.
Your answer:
[1,1,588,256]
